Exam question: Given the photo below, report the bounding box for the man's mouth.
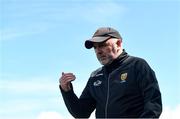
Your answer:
[98,56,106,60]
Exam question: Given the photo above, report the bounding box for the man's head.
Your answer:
[85,27,123,65]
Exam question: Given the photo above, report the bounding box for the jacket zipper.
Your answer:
[105,75,110,118]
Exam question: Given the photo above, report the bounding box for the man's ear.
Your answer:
[116,39,122,47]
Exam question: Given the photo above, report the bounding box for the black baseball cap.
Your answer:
[85,27,122,49]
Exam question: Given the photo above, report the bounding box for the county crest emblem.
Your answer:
[120,73,128,81]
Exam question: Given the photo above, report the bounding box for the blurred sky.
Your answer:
[0,0,180,119]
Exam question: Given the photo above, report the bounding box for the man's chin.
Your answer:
[99,60,110,65]
[100,59,115,66]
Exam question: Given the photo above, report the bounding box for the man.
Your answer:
[59,27,162,118]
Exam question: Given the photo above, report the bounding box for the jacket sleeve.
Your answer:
[136,59,162,118]
[60,80,96,118]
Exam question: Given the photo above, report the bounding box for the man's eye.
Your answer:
[99,44,107,47]
[94,43,108,49]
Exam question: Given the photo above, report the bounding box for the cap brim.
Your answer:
[85,36,110,49]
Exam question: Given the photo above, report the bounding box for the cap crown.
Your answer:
[93,27,121,39]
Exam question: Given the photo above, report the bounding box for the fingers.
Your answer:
[59,72,76,91]
[60,76,75,84]
[61,73,75,80]
[60,72,76,83]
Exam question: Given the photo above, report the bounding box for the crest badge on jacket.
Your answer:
[120,73,128,83]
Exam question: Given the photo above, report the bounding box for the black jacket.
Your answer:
[60,51,162,118]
